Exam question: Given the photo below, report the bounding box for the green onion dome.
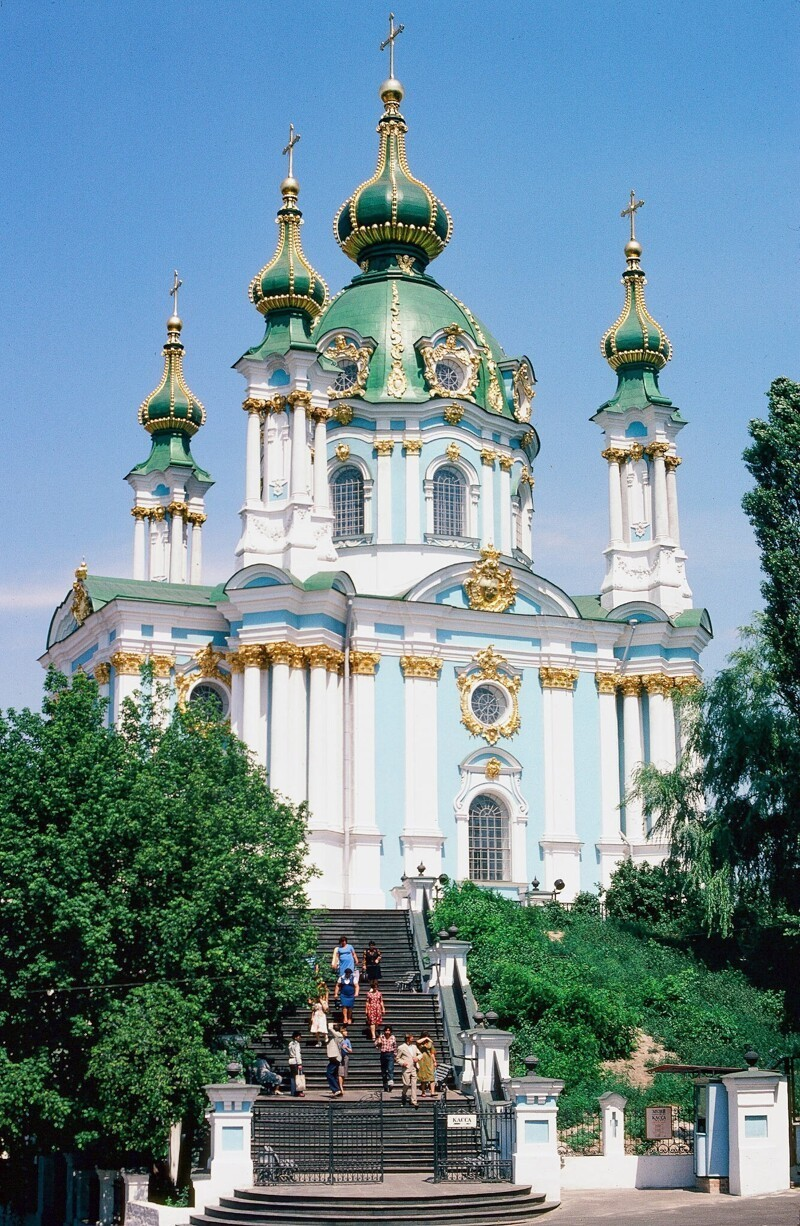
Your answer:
[138,313,205,436]
[249,177,328,320]
[334,79,452,270]
[602,238,672,372]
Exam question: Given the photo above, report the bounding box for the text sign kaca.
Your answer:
[447,1113,478,1130]
[645,1106,674,1140]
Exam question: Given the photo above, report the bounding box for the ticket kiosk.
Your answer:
[694,1078,729,1191]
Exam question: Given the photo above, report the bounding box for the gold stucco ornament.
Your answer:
[70,560,92,625]
[463,546,517,613]
[457,646,521,745]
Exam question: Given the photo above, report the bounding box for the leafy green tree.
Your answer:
[0,668,314,1170]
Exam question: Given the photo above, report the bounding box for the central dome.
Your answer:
[334,81,452,270]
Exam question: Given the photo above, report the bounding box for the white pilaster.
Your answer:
[401,662,443,875]
[540,672,581,895]
[168,506,184,584]
[190,516,203,583]
[245,406,262,504]
[404,442,422,543]
[499,459,512,555]
[286,657,308,806]
[604,450,625,544]
[620,676,645,843]
[307,657,328,824]
[643,676,677,770]
[480,452,495,547]
[650,445,670,542]
[269,656,291,794]
[595,674,626,888]
[289,397,308,501]
[230,663,244,739]
[375,442,393,544]
[349,661,382,901]
[666,457,681,546]
[312,412,330,511]
[241,649,265,767]
[132,511,147,579]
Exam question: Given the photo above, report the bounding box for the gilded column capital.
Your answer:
[672,674,702,694]
[400,655,443,680]
[627,443,645,462]
[167,500,188,518]
[374,439,395,457]
[270,640,306,668]
[228,653,244,673]
[519,466,534,487]
[309,404,332,424]
[93,662,110,686]
[618,674,643,697]
[402,438,423,455]
[194,643,227,679]
[480,448,497,467]
[238,644,265,670]
[287,389,312,410]
[601,446,628,465]
[642,673,674,698]
[498,455,513,472]
[110,650,145,676]
[267,394,288,414]
[335,443,351,462]
[350,650,381,676]
[185,511,207,527]
[595,672,618,695]
[242,397,268,415]
[664,454,682,472]
[333,404,354,425]
[131,505,150,520]
[150,506,166,521]
[147,654,173,678]
[306,644,343,671]
[443,404,464,425]
[645,441,671,460]
[539,667,579,690]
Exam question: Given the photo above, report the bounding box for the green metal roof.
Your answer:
[127,431,212,481]
[85,576,227,612]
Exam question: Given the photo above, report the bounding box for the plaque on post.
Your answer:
[646,1104,674,1140]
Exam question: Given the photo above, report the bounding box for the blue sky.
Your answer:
[3,0,799,709]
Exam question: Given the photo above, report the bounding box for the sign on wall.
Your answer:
[645,1105,674,1140]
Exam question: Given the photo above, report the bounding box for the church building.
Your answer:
[42,48,710,908]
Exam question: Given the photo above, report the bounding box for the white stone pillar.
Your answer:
[307,651,329,823]
[463,1027,514,1094]
[510,1073,565,1204]
[326,664,344,834]
[643,675,677,770]
[150,510,166,580]
[312,409,331,511]
[168,503,185,583]
[375,440,394,543]
[436,937,472,989]
[132,508,148,579]
[540,669,580,895]
[401,657,443,875]
[649,443,670,542]
[287,649,308,806]
[244,402,262,504]
[666,455,682,546]
[230,658,244,739]
[722,1069,790,1197]
[351,654,379,831]
[403,439,422,543]
[189,513,205,583]
[289,393,309,500]
[240,646,265,766]
[602,448,625,544]
[95,1169,116,1226]
[599,1091,627,1158]
[595,673,626,887]
[620,675,645,843]
[268,646,297,793]
[480,449,496,547]
[498,457,513,555]
[110,653,142,719]
[194,1082,260,1214]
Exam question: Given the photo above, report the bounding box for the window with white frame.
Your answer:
[433,465,465,537]
[468,793,510,882]
[332,465,365,538]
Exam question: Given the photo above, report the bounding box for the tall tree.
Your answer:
[0,669,314,1167]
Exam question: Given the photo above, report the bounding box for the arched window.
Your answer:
[332,466,365,538]
[433,466,464,537]
[468,793,509,882]
[188,681,229,718]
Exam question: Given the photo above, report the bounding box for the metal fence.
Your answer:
[433,1101,515,1183]
[252,1100,384,1184]
[624,1105,694,1155]
[558,1114,603,1155]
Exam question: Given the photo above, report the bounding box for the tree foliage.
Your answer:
[0,669,314,1166]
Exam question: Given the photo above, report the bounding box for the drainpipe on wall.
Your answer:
[342,597,354,907]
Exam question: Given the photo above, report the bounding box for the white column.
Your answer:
[168,506,184,583]
[289,394,309,500]
[644,676,677,770]
[245,405,262,504]
[621,456,631,542]
[326,666,344,834]
[261,415,270,501]
[312,411,331,511]
[620,676,645,843]
[190,515,204,583]
[375,442,393,543]
[307,656,329,822]
[286,656,308,806]
[352,666,377,830]
[132,510,147,579]
[230,662,244,739]
[404,442,422,543]
[401,662,442,875]
[510,1075,565,1205]
[241,648,264,766]
[597,676,622,840]
[603,449,625,544]
[541,679,577,838]
[666,456,681,547]
[599,1092,627,1158]
[269,654,291,793]
[499,458,512,554]
[650,445,670,542]
[150,512,166,580]
[480,451,495,547]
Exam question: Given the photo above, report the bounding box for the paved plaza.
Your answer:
[552,1187,800,1224]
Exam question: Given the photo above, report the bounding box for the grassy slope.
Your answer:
[432,884,795,1124]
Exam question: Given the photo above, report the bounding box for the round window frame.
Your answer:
[434,358,465,393]
[469,681,510,729]
[332,360,359,394]
[188,679,230,718]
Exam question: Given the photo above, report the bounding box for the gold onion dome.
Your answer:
[602,233,672,373]
[334,78,452,269]
[138,309,205,437]
[249,174,329,320]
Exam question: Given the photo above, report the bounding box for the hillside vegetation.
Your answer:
[432,881,796,1125]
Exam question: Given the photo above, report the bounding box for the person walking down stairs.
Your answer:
[326,1023,344,1096]
[397,1034,421,1108]
[375,1025,397,1091]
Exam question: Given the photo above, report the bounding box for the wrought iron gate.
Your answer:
[252,1100,384,1184]
[433,1100,515,1183]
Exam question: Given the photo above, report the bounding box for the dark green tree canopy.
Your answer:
[0,669,314,1165]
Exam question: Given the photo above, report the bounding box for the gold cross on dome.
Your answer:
[380,12,405,79]
[169,269,182,314]
[621,190,645,241]
[282,123,300,178]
